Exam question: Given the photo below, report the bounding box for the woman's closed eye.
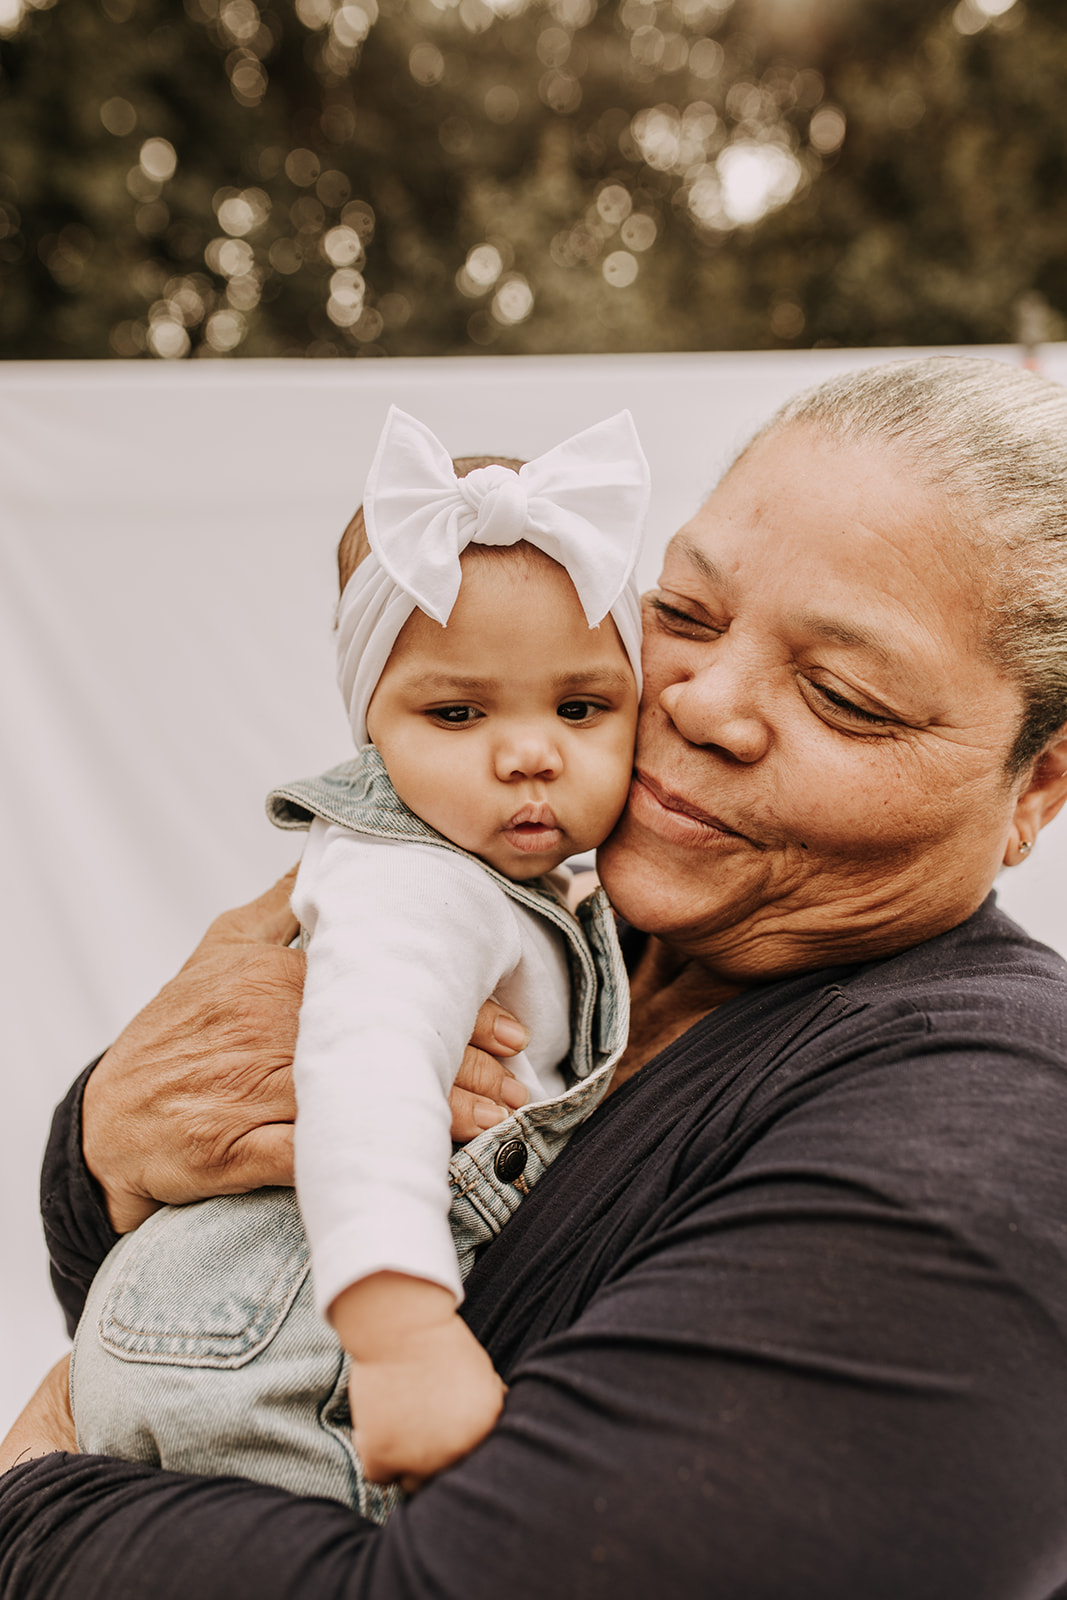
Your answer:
[647,596,721,639]
[802,679,893,731]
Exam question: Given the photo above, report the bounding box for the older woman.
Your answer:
[4,356,1067,1600]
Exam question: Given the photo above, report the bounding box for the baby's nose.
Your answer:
[494,728,563,781]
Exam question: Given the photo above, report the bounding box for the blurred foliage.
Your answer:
[0,0,1063,358]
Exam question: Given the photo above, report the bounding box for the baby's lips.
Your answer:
[507,802,559,829]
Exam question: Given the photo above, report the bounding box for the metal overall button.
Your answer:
[493,1138,528,1183]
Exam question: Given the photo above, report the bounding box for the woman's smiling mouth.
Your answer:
[629,770,753,847]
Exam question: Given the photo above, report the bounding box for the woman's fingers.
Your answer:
[469,999,530,1057]
[82,877,307,1231]
[0,1355,76,1474]
[449,1046,528,1141]
[454,1045,528,1105]
[225,1121,296,1192]
[187,867,301,964]
[449,1088,509,1141]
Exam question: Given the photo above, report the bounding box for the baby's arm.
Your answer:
[332,1274,505,1489]
[292,825,530,1483]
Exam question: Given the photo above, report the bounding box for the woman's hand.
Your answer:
[81,873,531,1233]
[0,1356,76,1475]
[83,871,307,1234]
[448,1011,530,1140]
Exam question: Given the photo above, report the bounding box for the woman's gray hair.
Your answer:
[753,355,1067,776]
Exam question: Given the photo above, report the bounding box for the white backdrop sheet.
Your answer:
[3,347,1066,1437]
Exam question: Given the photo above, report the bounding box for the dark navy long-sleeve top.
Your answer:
[5,895,1067,1600]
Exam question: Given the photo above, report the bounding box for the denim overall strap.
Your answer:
[268,746,616,1082]
[267,747,631,1271]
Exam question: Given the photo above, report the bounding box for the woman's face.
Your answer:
[598,424,1030,978]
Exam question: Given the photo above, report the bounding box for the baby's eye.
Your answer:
[557,699,603,723]
[427,705,483,726]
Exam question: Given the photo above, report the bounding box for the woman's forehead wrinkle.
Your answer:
[668,534,730,587]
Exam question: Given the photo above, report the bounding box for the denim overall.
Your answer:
[71,749,630,1520]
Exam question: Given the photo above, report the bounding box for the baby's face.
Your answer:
[366,554,639,880]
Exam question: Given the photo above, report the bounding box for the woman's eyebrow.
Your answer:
[672,537,729,587]
[789,611,903,669]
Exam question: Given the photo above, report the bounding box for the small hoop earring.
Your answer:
[1019,839,1032,856]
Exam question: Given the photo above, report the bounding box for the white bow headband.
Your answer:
[337,406,649,747]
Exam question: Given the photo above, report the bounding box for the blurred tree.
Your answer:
[0,0,1062,358]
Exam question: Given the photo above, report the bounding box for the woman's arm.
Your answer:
[5,1171,1066,1600]
[11,1030,1067,1600]
[39,873,530,1330]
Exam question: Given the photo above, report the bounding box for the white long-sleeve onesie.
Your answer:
[291,818,572,1315]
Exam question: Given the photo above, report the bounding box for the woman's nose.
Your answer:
[658,657,772,763]
[493,726,564,782]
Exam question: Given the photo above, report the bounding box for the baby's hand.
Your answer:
[349,1314,506,1489]
[332,1272,506,1491]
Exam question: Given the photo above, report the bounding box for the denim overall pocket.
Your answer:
[95,1188,311,1367]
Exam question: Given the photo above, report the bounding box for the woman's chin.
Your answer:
[598,825,723,937]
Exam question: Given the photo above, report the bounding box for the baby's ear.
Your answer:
[338,506,371,593]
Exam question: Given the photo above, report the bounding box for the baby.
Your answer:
[72,406,647,1513]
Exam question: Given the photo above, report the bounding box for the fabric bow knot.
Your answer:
[336,405,649,747]
[362,405,650,629]
[462,464,530,547]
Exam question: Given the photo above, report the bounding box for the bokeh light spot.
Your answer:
[602,249,638,287]
[317,169,352,208]
[268,237,303,273]
[226,272,261,310]
[100,97,137,136]
[715,141,803,225]
[109,320,146,356]
[539,69,581,114]
[351,306,384,342]
[327,267,366,324]
[341,199,376,239]
[0,0,25,37]
[205,235,255,276]
[220,0,259,42]
[466,242,503,286]
[139,137,177,182]
[537,24,570,67]
[333,3,372,46]
[620,211,657,250]
[285,148,321,187]
[485,84,519,122]
[410,42,445,85]
[687,37,723,78]
[596,183,632,226]
[491,274,533,323]
[147,317,190,359]
[323,224,364,265]
[770,299,804,339]
[808,105,845,154]
[205,309,246,350]
[294,0,331,28]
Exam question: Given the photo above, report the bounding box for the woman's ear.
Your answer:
[1005,729,1067,866]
